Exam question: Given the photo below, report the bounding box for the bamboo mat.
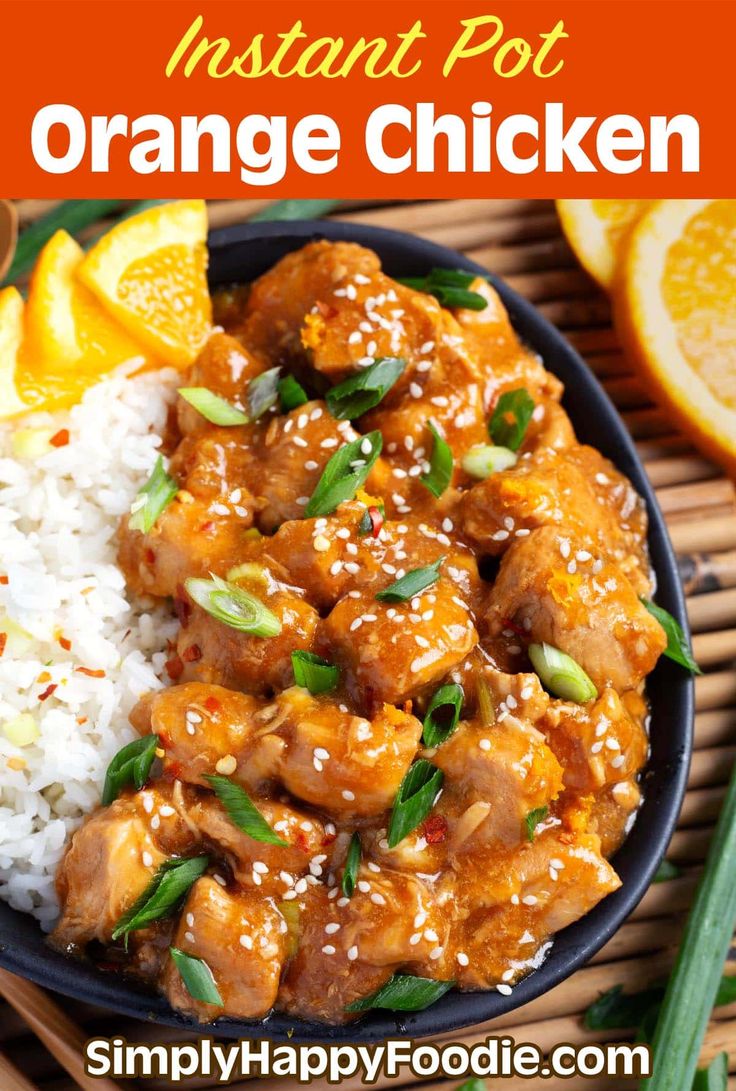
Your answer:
[2,198,735,1090]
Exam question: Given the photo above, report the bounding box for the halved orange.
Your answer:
[77,200,212,368]
[557,200,655,290]
[0,287,31,419]
[18,230,158,412]
[615,199,736,474]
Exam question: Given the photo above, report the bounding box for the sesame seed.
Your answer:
[215,754,237,775]
[240,934,253,950]
[313,534,330,552]
[142,851,153,868]
[497,983,513,995]
[522,895,538,905]
[322,945,336,955]
[358,880,371,893]
[184,931,195,943]
[253,861,269,874]
[342,789,355,801]
[479,738,491,751]
[429,947,444,960]
[347,945,359,961]
[371,892,386,906]
[410,382,423,399]
[457,952,470,966]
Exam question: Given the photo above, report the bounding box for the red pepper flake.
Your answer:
[0,575,8,585]
[75,667,106,678]
[502,616,526,637]
[368,505,384,539]
[37,671,52,684]
[76,716,88,725]
[58,635,72,652]
[174,586,192,628]
[0,633,6,658]
[165,655,184,681]
[144,549,156,565]
[321,829,338,847]
[198,521,215,533]
[163,759,183,782]
[295,830,311,853]
[315,300,338,319]
[49,429,70,448]
[204,695,221,713]
[181,644,202,663]
[422,814,448,844]
[38,683,58,702]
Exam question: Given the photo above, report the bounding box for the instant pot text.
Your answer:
[28,13,700,185]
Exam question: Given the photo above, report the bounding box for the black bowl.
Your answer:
[0,220,693,1042]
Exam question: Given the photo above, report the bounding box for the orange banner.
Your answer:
[0,0,731,196]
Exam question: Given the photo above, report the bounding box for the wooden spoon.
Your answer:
[0,200,18,281]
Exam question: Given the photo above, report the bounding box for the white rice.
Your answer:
[0,365,178,928]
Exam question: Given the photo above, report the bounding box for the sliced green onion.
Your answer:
[456,1081,489,1091]
[112,856,209,941]
[462,444,517,479]
[185,574,281,637]
[205,775,287,846]
[476,676,496,726]
[653,859,681,883]
[177,387,248,426]
[169,947,223,1007]
[641,598,701,674]
[249,199,341,223]
[347,973,455,1012]
[278,374,309,411]
[102,733,159,806]
[399,268,488,311]
[291,650,340,695]
[422,683,464,748]
[376,557,444,603]
[641,758,736,1090]
[420,422,453,498]
[529,643,597,703]
[342,832,361,898]
[304,431,383,518]
[326,358,406,420]
[489,388,535,451]
[387,759,444,848]
[129,456,178,534]
[524,805,549,843]
[247,367,281,420]
[693,1053,728,1091]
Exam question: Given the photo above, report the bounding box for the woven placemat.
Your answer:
[1,198,734,1091]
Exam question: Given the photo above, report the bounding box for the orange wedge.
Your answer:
[615,199,736,474]
[77,200,211,368]
[557,200,656,290]
[0,287,31,419]
[18,230,157,412]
